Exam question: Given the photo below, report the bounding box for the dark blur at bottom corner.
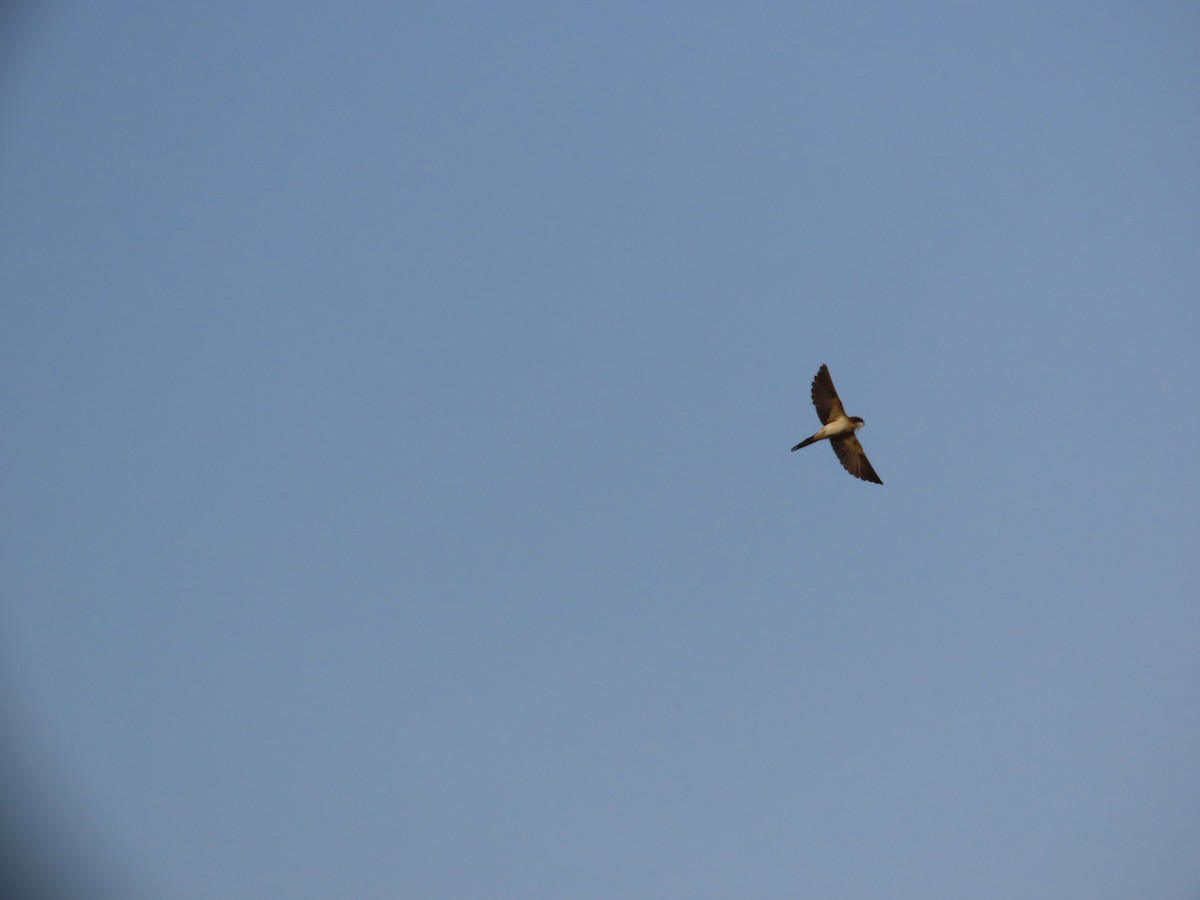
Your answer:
[0,739,150,900]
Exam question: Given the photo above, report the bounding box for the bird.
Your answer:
[791,364,882,484]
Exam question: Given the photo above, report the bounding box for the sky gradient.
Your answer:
[2,3,1199,898]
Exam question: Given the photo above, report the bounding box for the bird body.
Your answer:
[791,364,882,484]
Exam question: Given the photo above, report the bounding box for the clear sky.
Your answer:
[2,3,1198,898]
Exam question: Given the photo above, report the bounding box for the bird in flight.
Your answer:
[791,364,882,484]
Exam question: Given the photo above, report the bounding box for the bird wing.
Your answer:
[810,364,845,424]
[830,435,883,484]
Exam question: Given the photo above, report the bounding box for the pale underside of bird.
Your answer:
[791,364,882,484]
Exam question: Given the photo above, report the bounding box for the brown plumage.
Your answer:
[790,364,882,484]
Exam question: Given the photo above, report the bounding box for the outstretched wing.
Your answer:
[830,435,883,484]
[810,364,845,425]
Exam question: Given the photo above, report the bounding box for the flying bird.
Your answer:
[791,364,882,484]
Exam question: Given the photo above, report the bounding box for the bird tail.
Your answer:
[791,435,820,451]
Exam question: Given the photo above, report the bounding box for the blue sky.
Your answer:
[2,3,1198,897]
